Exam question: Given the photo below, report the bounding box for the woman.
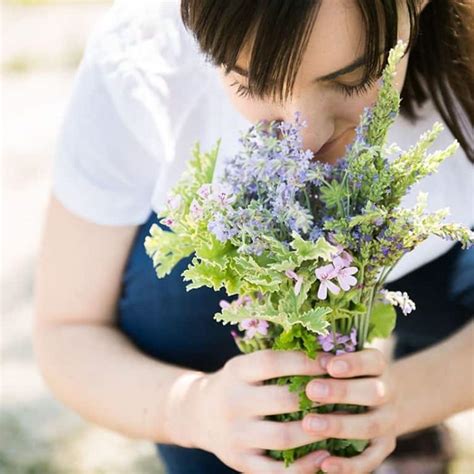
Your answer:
[33,1,473,473]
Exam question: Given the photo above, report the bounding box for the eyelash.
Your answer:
[229,77,376,99]
[229,80,255,99]
[331,77,376,98]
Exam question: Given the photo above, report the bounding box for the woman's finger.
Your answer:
[242,405,392,451]
[244,384,302,416]
[239,449,331,473]
[228,349,331,384]
[305,375,391,406]
[302,405,396,440]
[326,348,386,378]
[320,434,396,474]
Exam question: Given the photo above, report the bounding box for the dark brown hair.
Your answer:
[180,0,473,162]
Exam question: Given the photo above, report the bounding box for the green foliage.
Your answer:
[175,140,220,208]
[290,232,337,263]
[367,302,397,342]
[389,123,459,204]
[144,224,193,278]
[366,42,403,148]
[286,307,332,336]
[144,37,474,470]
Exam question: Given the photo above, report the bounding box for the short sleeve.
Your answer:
[51,0,191,226]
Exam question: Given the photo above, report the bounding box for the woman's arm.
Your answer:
[32,195,203,447]
[392,319,474,436]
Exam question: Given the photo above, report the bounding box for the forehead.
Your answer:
[237,0,366,80]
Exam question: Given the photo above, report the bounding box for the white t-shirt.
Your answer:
[52,0,473,282]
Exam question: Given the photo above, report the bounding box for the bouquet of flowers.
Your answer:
[144,40,473,467]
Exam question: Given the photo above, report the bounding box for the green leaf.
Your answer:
[289,233,336,263]
[287,307,332,334]
[349,439,369,453]
[182,256,231,291]
[367,302,397,342]
[174,139,221,207]
[319,180,347,210]
[144,223,194,277]
[214,298,285,327]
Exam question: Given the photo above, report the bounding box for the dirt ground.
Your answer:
[1,1,472,473]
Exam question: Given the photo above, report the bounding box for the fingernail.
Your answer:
[312,451,330,466]
[323,463,340,473]
[309,381,329,398]
[331,360,348,375]
[319,354,332,369]
[308,416,328,432]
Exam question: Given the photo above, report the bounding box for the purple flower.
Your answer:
[317,332,337,352]
[241,318,269,339]
[208,214,236,242]
[318,328,358,354]
[285,269,304,296]
[315,264,340,300]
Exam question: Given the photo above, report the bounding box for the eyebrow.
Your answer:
[227,54,368,83]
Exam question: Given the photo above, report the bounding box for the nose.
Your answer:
[271,103,334,155]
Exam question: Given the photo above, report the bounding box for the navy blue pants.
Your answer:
[117,211,473,474]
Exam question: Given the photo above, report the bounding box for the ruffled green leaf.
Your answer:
[367,301,397,342]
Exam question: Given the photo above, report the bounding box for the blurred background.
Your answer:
[0,1,472,473]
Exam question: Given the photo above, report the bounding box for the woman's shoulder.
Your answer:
[85,0,208,76]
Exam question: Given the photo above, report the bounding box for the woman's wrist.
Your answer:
[390,322,474,437]
[162,369,208,448]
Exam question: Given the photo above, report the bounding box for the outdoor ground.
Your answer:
[1,1,472,473]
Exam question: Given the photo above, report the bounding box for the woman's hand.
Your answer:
[184,349,340,473]
[302,348,398,474]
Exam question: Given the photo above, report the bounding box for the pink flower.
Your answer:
[285,269,304,296]
[241,318,269,339]
[166,194,182,210]
[190,199,203,220]
[333,265,358,291]
[219,295,252,310]
[219,300,231,310]
[197,184,212,199]
[332,245,353,268]
[235,295,252,306]
[211,183,235,205]
[162,217,174,227]
[315,264,340,300]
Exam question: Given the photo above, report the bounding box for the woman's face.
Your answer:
[218,0,424,165]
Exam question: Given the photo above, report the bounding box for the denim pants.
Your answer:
[117,211,473,473]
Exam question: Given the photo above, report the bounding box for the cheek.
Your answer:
[227,94,269,123]
[333,83,381,126]
[218,70,274,123]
